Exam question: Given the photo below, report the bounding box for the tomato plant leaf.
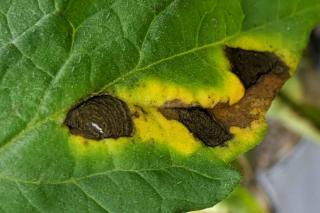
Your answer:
[0,0,319,212]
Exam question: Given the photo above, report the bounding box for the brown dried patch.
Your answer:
[211,55,289,128]
[160,48,290,147]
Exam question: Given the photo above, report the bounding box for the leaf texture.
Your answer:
[0,0,319,212]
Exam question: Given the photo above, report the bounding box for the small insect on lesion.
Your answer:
[64,94,134,140]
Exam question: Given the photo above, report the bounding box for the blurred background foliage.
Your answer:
[193,26,320,213]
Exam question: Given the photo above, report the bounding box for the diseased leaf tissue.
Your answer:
[64,47,289,147]
[65,95,134,140]
[0,0,319,212]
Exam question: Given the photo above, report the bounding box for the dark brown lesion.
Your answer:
[212,68,290,129]
[64,95,134,140]
[213,47,290,128]
[64,48,290,148]
[160,47,290,147]
[225,47,288,88]
[159,107,232,147]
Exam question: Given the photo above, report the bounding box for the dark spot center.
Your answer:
[160,47,290,147]
[225,47,287,88]
[160,107,232,147]
[64,95,134,140]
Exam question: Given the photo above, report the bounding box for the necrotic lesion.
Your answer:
[158,47,290,147]
[64,95,134,140]
[225,47,288,88]
[160,107,232,147]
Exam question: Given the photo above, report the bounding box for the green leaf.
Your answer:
[0,0,319,212]
[195,186,267,213]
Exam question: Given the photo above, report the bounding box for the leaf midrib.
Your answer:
[0,165,227,186]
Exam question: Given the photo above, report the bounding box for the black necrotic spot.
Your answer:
[225,47,287,88]
[64,95,134,140]
[160,107,232,147]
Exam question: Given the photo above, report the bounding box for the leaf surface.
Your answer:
[0,0,319,212]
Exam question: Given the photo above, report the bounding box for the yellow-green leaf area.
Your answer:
[0,0,320,212]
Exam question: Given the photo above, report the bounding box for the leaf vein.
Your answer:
[0,166,226,186]
[15,182,43,213]
[73,181,111,213]
[0,2,319,159]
